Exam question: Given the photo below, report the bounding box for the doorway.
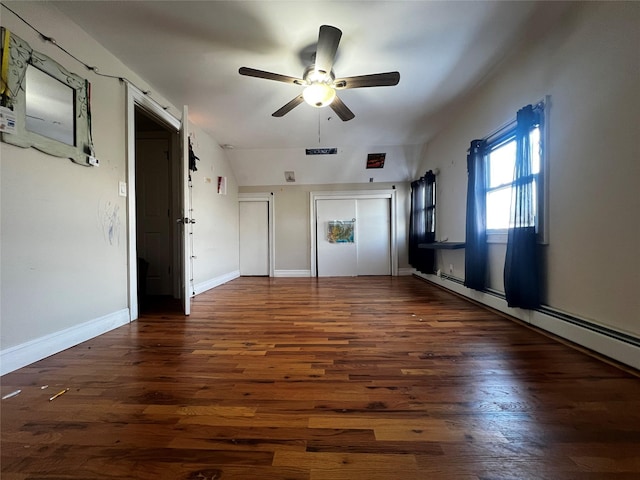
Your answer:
[134,108,181,312]
[135,106,180,312]
[126,85,189,319]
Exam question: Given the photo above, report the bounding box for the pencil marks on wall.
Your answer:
[99,199,121,246]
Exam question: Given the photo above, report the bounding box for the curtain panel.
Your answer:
[504,105,541,309]
[464,140,488,291]
[409,171,436,274]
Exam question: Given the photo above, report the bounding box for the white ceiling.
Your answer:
[51,1,566,186]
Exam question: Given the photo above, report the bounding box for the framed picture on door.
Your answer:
[327,220,354,243]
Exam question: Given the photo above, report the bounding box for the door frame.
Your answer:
[126,84,181,320]
[310,189,397,277]
[238,192,275,277]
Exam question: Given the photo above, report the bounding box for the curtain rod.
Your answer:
[480,97,547,146]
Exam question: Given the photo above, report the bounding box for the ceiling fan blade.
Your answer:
[272,95,305,117]
[330,95,355,122]
[334,72,400,89]
[239,67,303,85]
[314,25,342,75]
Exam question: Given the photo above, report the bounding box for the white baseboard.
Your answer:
[193,270,240,295]
[398,267,416,276]
[0,309,130,376]
[415,272,640,371]
[274,269,413,277]
[274,270,312,277]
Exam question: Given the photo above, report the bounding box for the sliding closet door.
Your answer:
[356,198,391,275]
[316,198,390,276]
[316,199,358,276]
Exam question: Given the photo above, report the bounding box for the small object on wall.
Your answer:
[189,137,199,173]
[305,148,337,155]
[217,176,227,195]
[284,171,295,182]
[366,153,385,169]
[0,106,16,134]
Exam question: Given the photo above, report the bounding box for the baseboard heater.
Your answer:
[422,272,640,349]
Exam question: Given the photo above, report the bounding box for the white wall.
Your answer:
[0,3,238,373]
[240,182,410,274]
[230,144,423,187]
[188,124,240,293]
[417,3,640,342]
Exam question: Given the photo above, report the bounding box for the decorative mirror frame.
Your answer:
[0,28,93,164]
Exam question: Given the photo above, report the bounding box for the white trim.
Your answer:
[415,272,640,371]
[309,189,398,277]
[193,271,240,295]
[539,94,551,245]
[126,84,181,321]
[0,309,130,376]
[274,270,312,277]
[180,105,192,315]
[398,267,416,276]
[238,193,275,277]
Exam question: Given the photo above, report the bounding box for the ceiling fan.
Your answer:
[239,25,400,121]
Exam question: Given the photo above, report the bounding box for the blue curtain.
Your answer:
[464,140,487,291]
[409,171,436,274]
[504,105,541,308]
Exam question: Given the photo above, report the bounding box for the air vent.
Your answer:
[305,148,337,155]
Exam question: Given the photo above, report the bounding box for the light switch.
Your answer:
[119,181,127,197]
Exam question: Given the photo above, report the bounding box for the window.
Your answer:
[484,103,546,241]
[409,170,436,273]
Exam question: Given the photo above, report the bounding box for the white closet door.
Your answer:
[317,199,357,276]
[356,198,391,275]
[239,201,269,276]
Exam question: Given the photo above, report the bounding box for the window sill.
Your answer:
[487,231,508,244]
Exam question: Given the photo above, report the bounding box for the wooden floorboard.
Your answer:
[2,276,639,479]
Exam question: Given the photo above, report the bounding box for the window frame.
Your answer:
[483,99,549,244]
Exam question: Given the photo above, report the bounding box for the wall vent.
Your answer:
[305,148,337,155]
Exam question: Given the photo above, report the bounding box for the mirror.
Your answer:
[1,29,92,164]
[25,64,76,146]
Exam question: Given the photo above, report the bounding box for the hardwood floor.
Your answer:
[2,277,639,479]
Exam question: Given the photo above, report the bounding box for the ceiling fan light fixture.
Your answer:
[303,83,336,108]
[239,25,399,120]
